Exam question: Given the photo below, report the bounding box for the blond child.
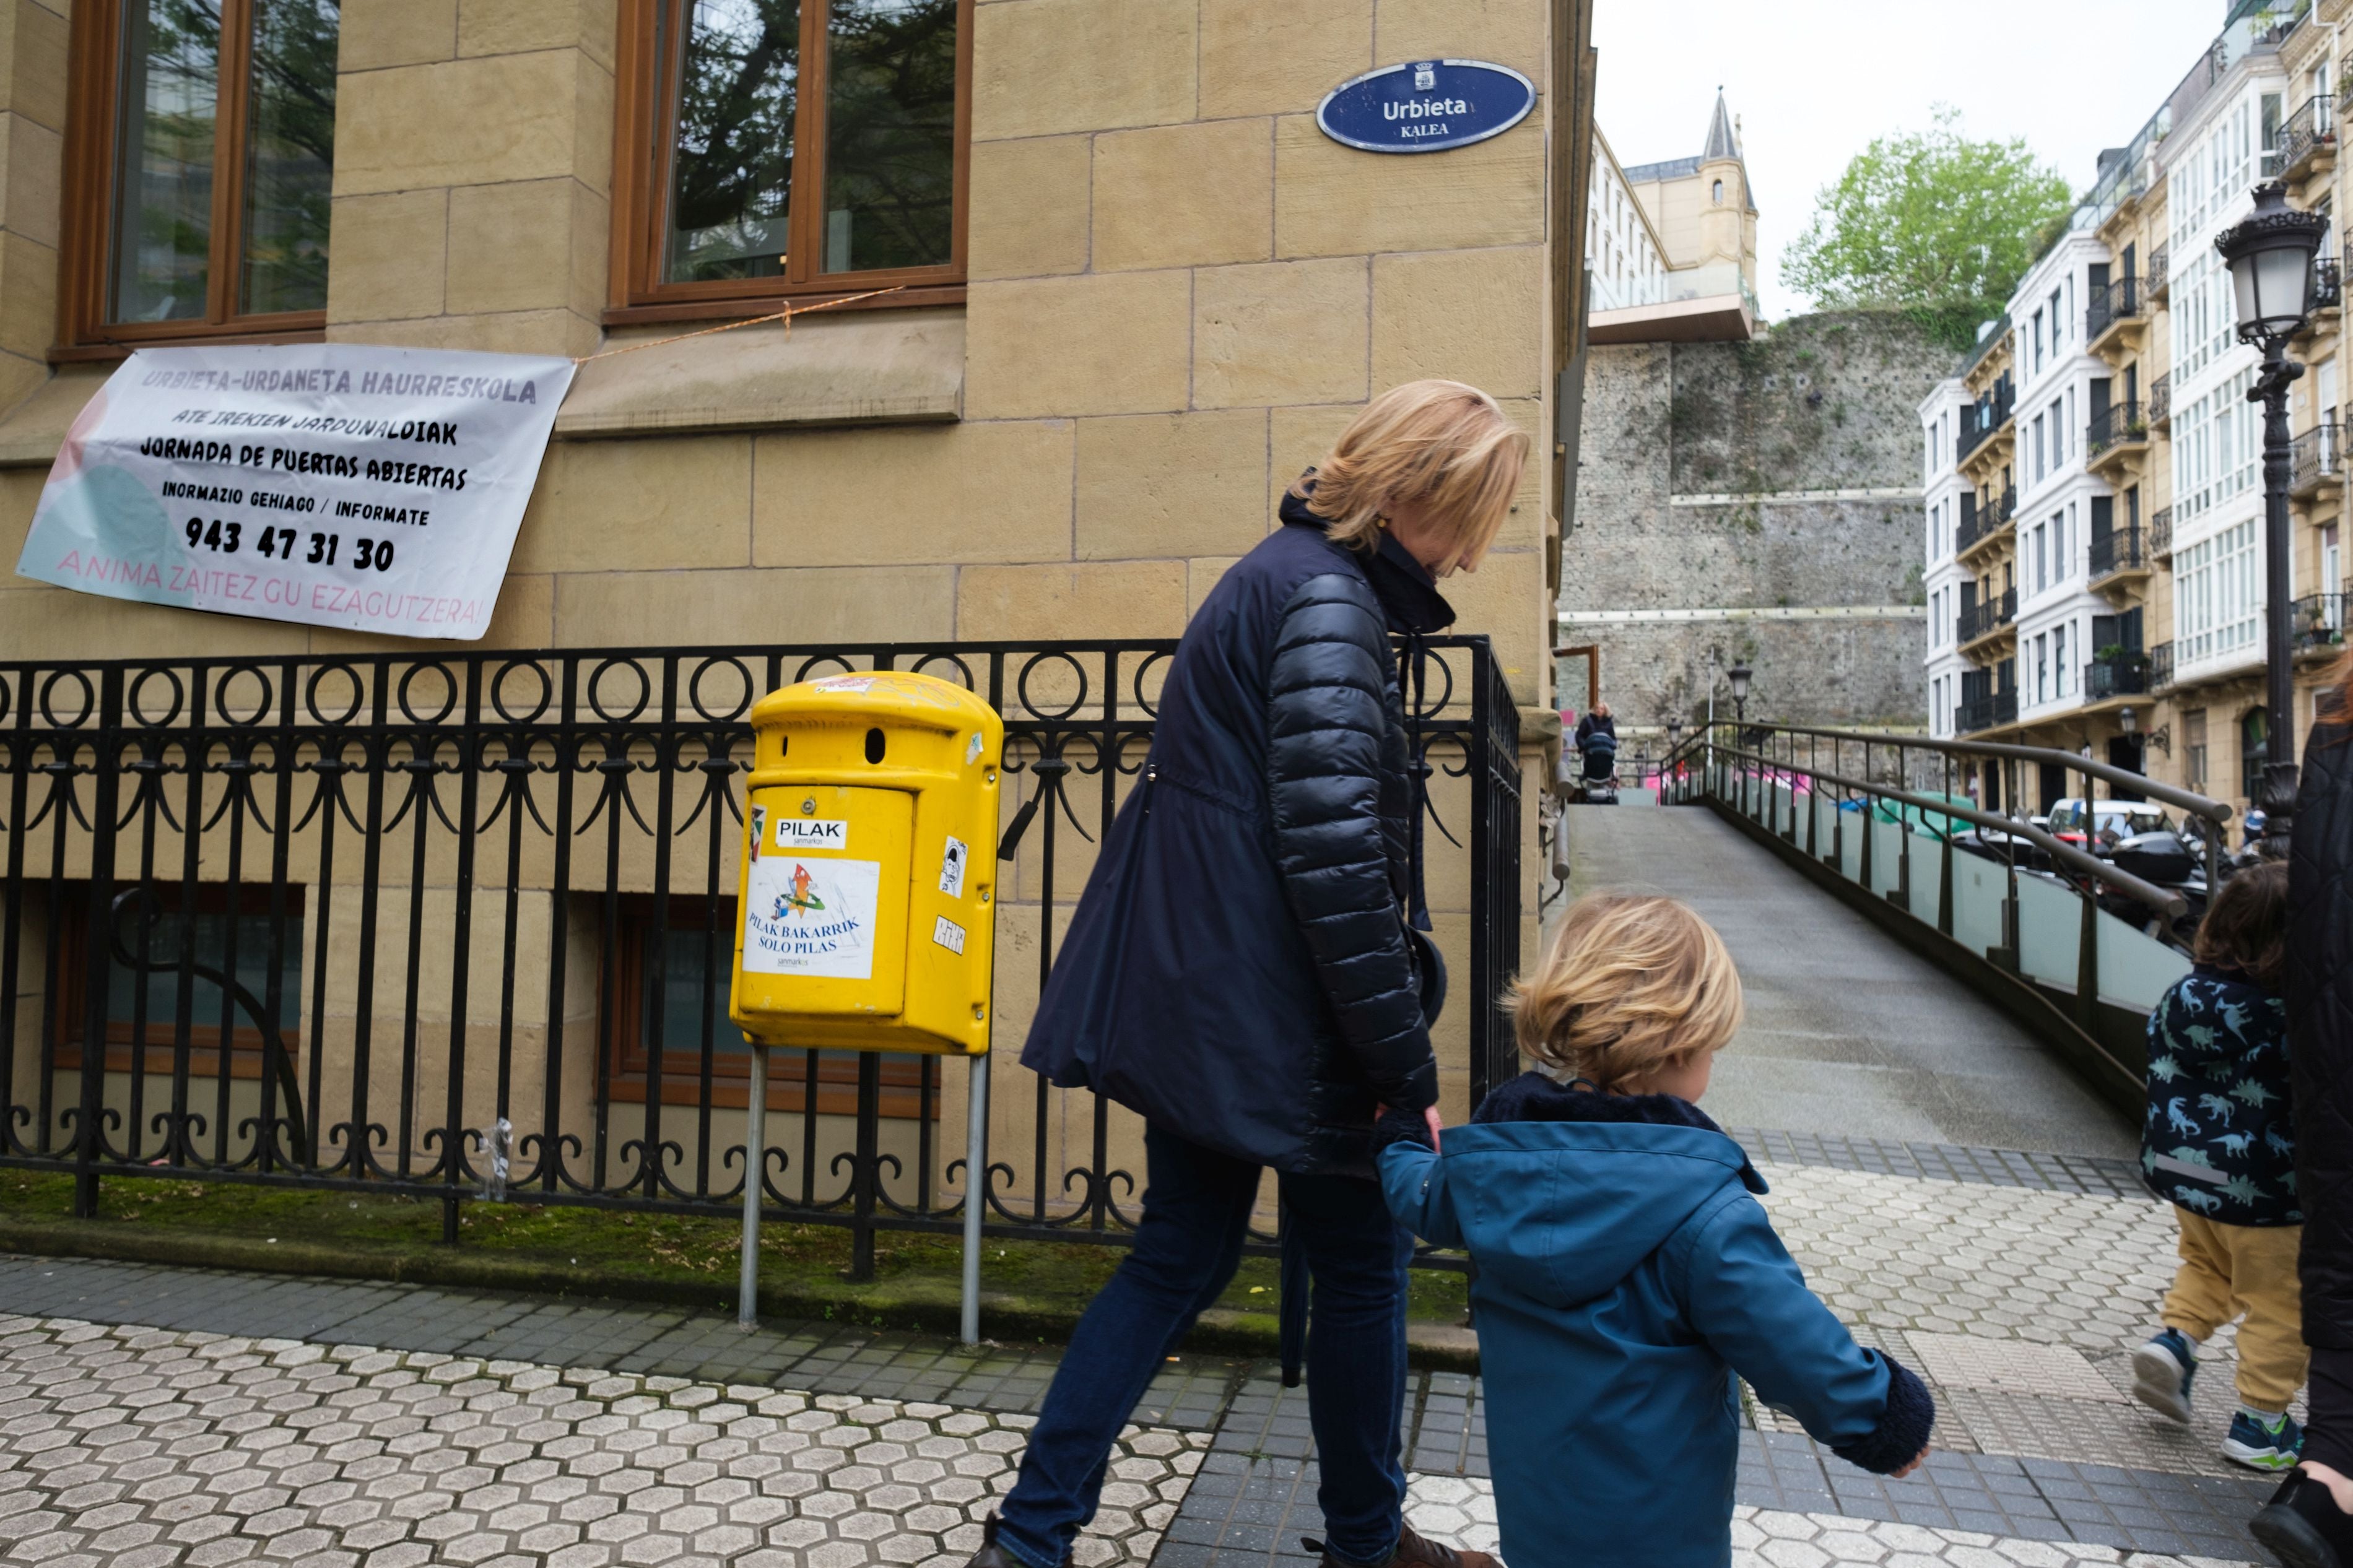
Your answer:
[1378,893,1936,1568]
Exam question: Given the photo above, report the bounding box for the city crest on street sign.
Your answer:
[1315,59,1536,154]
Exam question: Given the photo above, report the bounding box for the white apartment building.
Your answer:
[2165,72,2278,696]
[1920,380,1972,740]
[1916,0,2307,816]
[1588,129,1669,316]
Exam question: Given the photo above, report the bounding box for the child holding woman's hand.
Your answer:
[1379,893,1936,1568]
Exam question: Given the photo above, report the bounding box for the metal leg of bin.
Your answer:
[962,1052,991,1346]
[739,1042,768,1331]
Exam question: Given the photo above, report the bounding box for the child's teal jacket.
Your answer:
[1380,1091,1933,1568]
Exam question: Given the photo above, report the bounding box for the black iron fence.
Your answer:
[2083,652,2151,701]
[2086,401,2147,457]
[0,642,1522,1271]
[2291,423,2344,493]
[2089,526,2147,581]
[1955,689,2019,734]
[1958,588,2017,646]
[2149,370,2171,428]
[2149,641,2175,691]
[2086,277,2143,341]
[2295,592,2351,656]
[2151,507,2173,558]
[2282,92,2338,171]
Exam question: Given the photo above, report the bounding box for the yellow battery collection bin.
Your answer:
[729,670,1004,1056]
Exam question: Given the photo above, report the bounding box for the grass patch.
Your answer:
[0,1168,1468,1332]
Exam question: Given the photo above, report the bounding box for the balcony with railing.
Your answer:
[2147,243,2170,303]
[2295,591,2350,656]
[2083,650,2152,701]
[2315,256,2344,317]
[2150,506,2173,559]
[1955,688,2019,734]
[2148,368,2171,429]
[2291,423,2345,497]
[2282,91,2338,177]
[2086,276,2143,344]
[1955,487,2016,560]
[1957,587,2017,649]
[2147,641,2174,691]
[2088,526,2149,585]
[2085,401,2147,471]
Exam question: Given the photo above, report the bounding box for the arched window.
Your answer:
[1712,178,1725,204]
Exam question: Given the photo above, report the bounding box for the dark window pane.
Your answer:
[108,907,304,1039]
[665,0,800,283]
[650,924,752,1058]
[110,0,220,323]
[822,0,956,273]
[239,0,336,314]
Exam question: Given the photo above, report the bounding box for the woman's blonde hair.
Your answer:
[1508,892,1744,1092]
[1294,379,1529,554]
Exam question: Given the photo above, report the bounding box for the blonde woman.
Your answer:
[973,383,1528,1568]
[1380,893,1936,1568]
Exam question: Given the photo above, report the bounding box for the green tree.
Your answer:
[1781,107,2074,347]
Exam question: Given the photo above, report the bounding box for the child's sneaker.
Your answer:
[2130,1328,2198,1423]
[2222,1408,2305,1473]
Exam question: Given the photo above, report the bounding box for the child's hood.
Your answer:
[1435,1075,1768,1309]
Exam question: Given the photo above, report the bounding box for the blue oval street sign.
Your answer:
[1316,59,1536,155]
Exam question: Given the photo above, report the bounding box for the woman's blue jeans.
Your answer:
[994,1124,1414,1568]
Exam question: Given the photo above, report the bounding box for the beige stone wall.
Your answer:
[0,0,1568,1205]
[0,0,64,419]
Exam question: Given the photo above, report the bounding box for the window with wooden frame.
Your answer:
[603,894,934,1119]
[58,1,337,355]
[610,0,970,322]
[50,881,307,1078]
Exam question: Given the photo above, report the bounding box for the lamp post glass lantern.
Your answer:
[1728,662,1754,724]
[2216,179,2328,849]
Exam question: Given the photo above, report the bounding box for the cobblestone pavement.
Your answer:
[0,1130,2291,1568]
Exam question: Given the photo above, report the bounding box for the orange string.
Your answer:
[570,284,910,364]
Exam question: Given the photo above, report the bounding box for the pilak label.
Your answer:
[776,816,848,851]
[1315,59,1536,155]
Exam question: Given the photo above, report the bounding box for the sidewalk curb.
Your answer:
[0,1218,1482,1373]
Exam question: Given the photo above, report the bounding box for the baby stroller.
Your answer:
[1577,729,1620,805]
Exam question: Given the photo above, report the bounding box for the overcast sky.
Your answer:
[1592,0,2236,321]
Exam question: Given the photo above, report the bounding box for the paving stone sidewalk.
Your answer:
[0,1131,2292,1567]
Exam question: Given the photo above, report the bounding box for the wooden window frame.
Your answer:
[607,0,973,327]
[56,0,331,360]
[50,881,308,1081]
[602,894,934,1119]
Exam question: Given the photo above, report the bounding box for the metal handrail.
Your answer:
[1713,719,2234,825]
[1666,734,2187,919]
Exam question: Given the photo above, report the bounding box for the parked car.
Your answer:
[2045,797,2174,857]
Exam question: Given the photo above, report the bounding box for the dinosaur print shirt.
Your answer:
[2141,965,2299,1226]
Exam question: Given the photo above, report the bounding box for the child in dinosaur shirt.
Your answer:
[2133,860,2303,1472]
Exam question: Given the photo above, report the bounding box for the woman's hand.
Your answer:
[1889,1445,1931,1479]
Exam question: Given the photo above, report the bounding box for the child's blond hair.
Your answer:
[1294,379,1528,557]
[1509,893,1745,1092]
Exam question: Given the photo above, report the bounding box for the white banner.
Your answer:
[13,344,575,641]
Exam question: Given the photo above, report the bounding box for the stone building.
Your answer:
[0,1,1599,1202]
[1562,99,1944,742]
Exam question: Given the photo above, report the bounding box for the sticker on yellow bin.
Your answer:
[743,857,882,979]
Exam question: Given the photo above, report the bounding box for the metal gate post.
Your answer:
[962,1051,990,1345]
[738,1042,768,1330]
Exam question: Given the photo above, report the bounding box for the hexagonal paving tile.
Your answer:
[0,1317,1209,1568]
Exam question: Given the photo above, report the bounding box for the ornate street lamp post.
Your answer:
[2216,181,2327,849]
[1727,662,1754,725]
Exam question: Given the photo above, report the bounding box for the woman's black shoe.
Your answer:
[2251,1471,2353,1568]
[960,1514,1070,1568]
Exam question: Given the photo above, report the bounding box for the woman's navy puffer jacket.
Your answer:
[1020,484,1450,1176]
[2290,722,2353,1347]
